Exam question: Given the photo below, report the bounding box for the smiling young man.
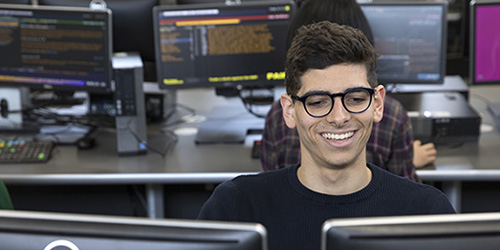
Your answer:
[283,63,382,196]
[197,21,455,250]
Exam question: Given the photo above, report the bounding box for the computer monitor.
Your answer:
[0,3,112,93]
[176,0,276,4]
[38,0,160,82]
[360,1,448,85]
[322,212,500,250]
[470,0,500,129]
[470,0,500,85]
[153,0,295,90]
[177,0,271,3]
[0,210,268,250]
[0,0,31,4]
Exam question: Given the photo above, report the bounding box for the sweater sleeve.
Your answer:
[197,180,246,222]
[428,189,457,214]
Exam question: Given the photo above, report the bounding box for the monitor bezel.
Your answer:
[0,3,113,93]
[360,0,448,85]
[322,212,500,250]
[0,210,268,250]
[152,0,295,90]
[469,0,500,85]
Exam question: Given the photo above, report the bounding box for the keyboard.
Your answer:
[0,140,54,164]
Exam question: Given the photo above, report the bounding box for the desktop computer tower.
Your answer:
[112,53,147,155]
[392,92,481,146]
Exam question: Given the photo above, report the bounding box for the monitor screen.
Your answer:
[38,0,160,82]
[0,4,112,93]
[360,1,448,85]
[177,0,273,4]
[470,0,500,85]
[0,210,267,250]
[0,0,31,4]
[322,213,500,250]
[153,0,295,89]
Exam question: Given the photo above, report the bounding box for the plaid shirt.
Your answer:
[260,95,419,182]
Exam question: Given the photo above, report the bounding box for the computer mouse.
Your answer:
[76,137,96,150]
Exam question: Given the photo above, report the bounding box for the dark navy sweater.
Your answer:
[197,164,455,250]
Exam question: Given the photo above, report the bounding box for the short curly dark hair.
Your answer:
[285,21,378,96]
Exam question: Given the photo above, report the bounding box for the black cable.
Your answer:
[236,86,274,118]
[25,106,115,128]
[0,104,111,145]
[161,103,198,128]
[9,100,177,154]
[124,117,177,158]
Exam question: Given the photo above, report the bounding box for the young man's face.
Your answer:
[281,63,385,170]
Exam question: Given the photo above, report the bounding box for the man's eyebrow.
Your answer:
[299,90,330,96]
[299,86,369,96]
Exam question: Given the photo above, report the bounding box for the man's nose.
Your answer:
[324,98,350,125]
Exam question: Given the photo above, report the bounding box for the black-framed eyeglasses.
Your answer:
[291,87,375,118]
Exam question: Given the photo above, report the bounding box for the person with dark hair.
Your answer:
[198,21,455,250]
[260,0,437,181]
[286,0,374,48]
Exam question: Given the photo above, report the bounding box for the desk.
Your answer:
[0,88,263,218]
[416,85,500,212]
[1,80,500,217]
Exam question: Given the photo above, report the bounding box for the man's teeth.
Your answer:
[322,132,354,140]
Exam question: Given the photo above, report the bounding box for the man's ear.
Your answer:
[373,85,385,123]
[281,93,297,129]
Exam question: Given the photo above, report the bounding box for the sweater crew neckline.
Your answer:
[287,163,382,205]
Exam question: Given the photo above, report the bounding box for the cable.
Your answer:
[236,86,275,118]
[24,106,115,128]
[161,103,198,128]
[124,117,177,158]
[10,100,180,154]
